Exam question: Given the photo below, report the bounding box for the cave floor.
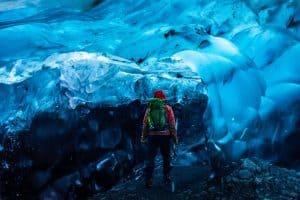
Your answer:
[90,158,300,200]
[90,165,211,200]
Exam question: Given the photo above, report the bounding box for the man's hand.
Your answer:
[140,136,146,143]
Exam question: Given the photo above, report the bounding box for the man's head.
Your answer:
[154,90,166,101]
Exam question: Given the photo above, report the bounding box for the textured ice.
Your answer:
[0,51,204,132]
[232,27,297,68]
[173,46,264,142]
[0,0,300,160]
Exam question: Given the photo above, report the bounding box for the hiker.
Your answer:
[140,90,178,188]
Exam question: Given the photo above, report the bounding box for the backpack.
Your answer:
[147,98,167,131]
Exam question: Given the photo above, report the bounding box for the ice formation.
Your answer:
[0,0,300,168]
[1,0,300,198]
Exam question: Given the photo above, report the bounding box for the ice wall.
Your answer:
[0,52,205,133]
[0,0,300,162]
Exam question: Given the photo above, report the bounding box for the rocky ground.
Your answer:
[90,158,300,200]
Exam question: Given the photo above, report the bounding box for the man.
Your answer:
[140,90,178,188]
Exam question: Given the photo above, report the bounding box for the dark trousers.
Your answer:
[144,135,171,180]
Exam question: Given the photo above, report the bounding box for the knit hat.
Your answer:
[153,90,166,100]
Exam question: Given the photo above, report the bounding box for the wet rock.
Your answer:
[96,128,122,149]
[238,169,252,179]
[208,186,216,192]
[29,113,73,167]
[41,150,133,199]
[254,177,262,184]
[220,158,300,199]
[39,187,63,200]
[94,151,133,189]
[241,158,260,172]
[92,157,300,199]
[0,93,208,198]
[30,170,52,190]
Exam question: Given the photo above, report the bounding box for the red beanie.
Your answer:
[154,90,166,100]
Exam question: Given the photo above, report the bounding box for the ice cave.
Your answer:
[0,0,300,199]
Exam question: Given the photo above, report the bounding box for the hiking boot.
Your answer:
[145,179,153,188]
[164,174,172,183]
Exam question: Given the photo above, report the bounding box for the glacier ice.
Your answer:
[0,0,299,165]
[0,51,205,132]
[1,0,300,199]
